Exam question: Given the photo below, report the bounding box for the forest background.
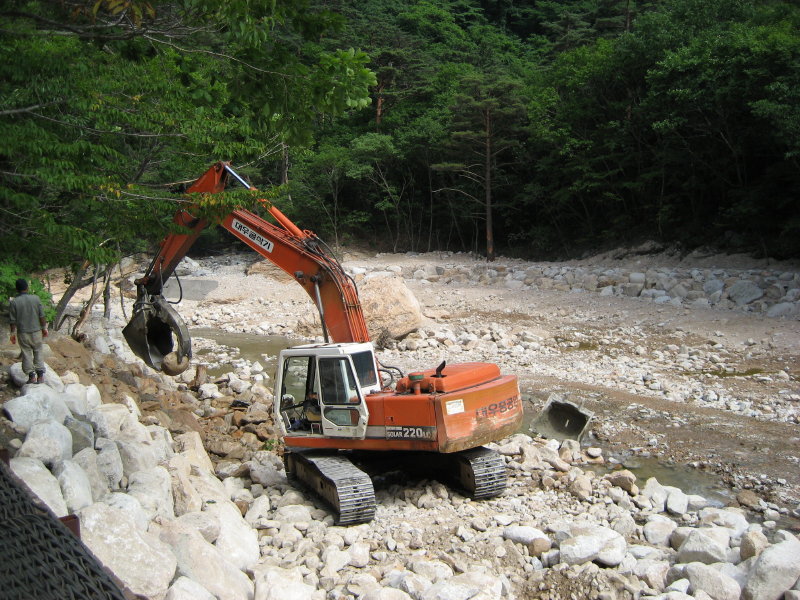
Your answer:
[1,0,799,314]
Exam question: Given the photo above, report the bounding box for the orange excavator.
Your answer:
[123,162,523,524]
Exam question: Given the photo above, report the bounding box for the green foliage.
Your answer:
[0,0,376,272]
[0,261,56,322]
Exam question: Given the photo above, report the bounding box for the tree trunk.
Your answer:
[103,265,112,319]
[484,109,495,262]
[54,261,89,331]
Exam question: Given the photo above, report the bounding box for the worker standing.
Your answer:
[9,278,48,384]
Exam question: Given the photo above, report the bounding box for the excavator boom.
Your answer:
[123,162,368,374]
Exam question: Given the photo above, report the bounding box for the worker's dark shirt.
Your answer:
[9,293,45,333]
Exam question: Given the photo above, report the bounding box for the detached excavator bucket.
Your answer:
[122,295,191,375]
[530,396,593,442]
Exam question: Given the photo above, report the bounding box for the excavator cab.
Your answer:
[276,343,374,439]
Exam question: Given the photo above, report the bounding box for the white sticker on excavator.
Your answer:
[445,399,464,415]
[232,218,274,253]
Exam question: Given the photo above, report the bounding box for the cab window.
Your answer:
[318,357,360,405]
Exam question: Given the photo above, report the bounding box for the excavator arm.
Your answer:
[123,162,369,374]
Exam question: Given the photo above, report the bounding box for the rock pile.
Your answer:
[3,327,800,600]
[360,253,800,319]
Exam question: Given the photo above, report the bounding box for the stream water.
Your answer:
[190,327,300,379]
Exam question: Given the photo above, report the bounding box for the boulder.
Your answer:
[410,560,454,583]
[158,523,254,600]
[79,502,177,600]
[420,571,503,600]
[17,420,72,466]
[101,492,149,532]
[64,416,94,455]
[127,466,175,521]
[606,470,637,494]
[742,537,800,600]
[86,403,131,439]
[677,529,729,564]
[727,280,763,306]
[9,457,68,517]
[3,387,71,431]
[71,447,110,501]
[685,562,741,600]
[115,438,158,477]
[174,431,215,473]
[62,383,89,417]
[175,511,221,544]
[94,438,124,490]
[165,576,216,600]
[253,565,315,600]
[204,501,260,572]
[53,460,93,513]
[740,530,769,560]
[166,454,203,516]
[359,273,424,339]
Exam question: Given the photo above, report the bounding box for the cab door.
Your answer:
[317,355,369,439]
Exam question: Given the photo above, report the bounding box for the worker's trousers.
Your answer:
[18,331,44,376]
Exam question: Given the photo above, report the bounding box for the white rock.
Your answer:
[165,576,216,600]
[86,403,130,439]
[71,447,110,501]
[62,383,89,417]
[245,494,271,526]
[421,571,502,600]
[115,439,158,477]
[18,419,72,466]
[698,507,749,537]
[9,457,68,517]
[79,502,177,599]
[502,526,549,546]
[321,545,351,578]
[174,432,215,473]
[666,489,689,515]
[643,477,668,512]
[175,511,221,544]
[363,590,413,600]
[53,460,93,513]
[166,454,203,516]
[159,522,254,600]
[742,537,800,600]
[127,466,175,520]
[350,542,371,568]
[274,504,313,525]
[685,562,741,600]
[204,501,260,571]
[644,516,677,547]
[677,529,729,564]
[3,387,71,431]
[101,492,149,532]
[410,560,454,583]
[253,565,315,600]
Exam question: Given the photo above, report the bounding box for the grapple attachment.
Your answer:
[122,294,191,375]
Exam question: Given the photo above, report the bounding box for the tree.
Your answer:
[434,70,527,261]
[0,0,375,278]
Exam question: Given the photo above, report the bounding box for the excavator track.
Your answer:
[284,451,376,526]
[453,447,507,499]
